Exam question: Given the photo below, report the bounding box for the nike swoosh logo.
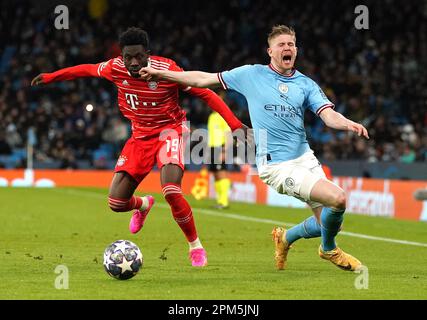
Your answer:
[339,263,353,271]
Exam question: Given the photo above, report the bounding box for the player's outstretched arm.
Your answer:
[139,67,221,89]
[187,87,242,131]
[319,107,369,139]
[31,64,102,86]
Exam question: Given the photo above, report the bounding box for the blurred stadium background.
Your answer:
[1,0,426,178]
[1,0,427,301]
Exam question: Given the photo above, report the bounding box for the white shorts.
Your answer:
[258,151,326,209]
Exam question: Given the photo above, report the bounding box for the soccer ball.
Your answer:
[103,240,143,280]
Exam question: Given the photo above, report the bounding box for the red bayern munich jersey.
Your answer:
[96,56,190,139]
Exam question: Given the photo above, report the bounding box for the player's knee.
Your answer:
[333,191,346,210]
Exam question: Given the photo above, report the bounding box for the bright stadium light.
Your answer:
[86,104,94,112]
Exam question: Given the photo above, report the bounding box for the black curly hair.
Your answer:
[119,27,149,50]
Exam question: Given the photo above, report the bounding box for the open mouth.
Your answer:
[129,69,141,78]
[129,68,141,76]
[283,55,292,63]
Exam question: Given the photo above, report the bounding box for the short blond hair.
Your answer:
[268,25,296,46]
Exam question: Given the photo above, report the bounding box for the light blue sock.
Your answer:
[285,216,321,245]
[320,207,345,251]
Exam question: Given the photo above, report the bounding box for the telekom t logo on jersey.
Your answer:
[125,93,157,110]
[125,93,139,110]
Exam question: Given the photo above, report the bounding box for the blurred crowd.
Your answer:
[0,0,426,169]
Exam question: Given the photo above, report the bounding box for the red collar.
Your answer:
[268,64,296,77]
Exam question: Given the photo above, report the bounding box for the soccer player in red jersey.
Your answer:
[31,27,244,267]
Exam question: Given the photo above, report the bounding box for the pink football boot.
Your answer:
[189,248,208,267]
[129,196,155,234]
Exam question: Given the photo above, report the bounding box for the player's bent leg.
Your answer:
[108,171,154,234]
[109,171,139,201]
[285,215,322,244]
[309,179,346,250]
[309,179,346,210]
[285,205,323,244]
[265,164,325,270]
[161,164,207,267]
[309,179,362,270]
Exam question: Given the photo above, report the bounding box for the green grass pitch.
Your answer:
[0,187,426,300]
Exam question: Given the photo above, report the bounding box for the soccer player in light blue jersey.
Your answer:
[139,25,369,272]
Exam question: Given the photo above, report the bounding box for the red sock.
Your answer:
[108,196,143,212]
[162,183,198,242]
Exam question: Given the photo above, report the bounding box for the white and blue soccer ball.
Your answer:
[103,240,143,280]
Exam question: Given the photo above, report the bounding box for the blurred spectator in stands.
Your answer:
[102,117,129,156]
[0,131,12,155]
[399,143,416,164]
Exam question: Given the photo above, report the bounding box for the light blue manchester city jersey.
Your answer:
[219,64,334,166]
